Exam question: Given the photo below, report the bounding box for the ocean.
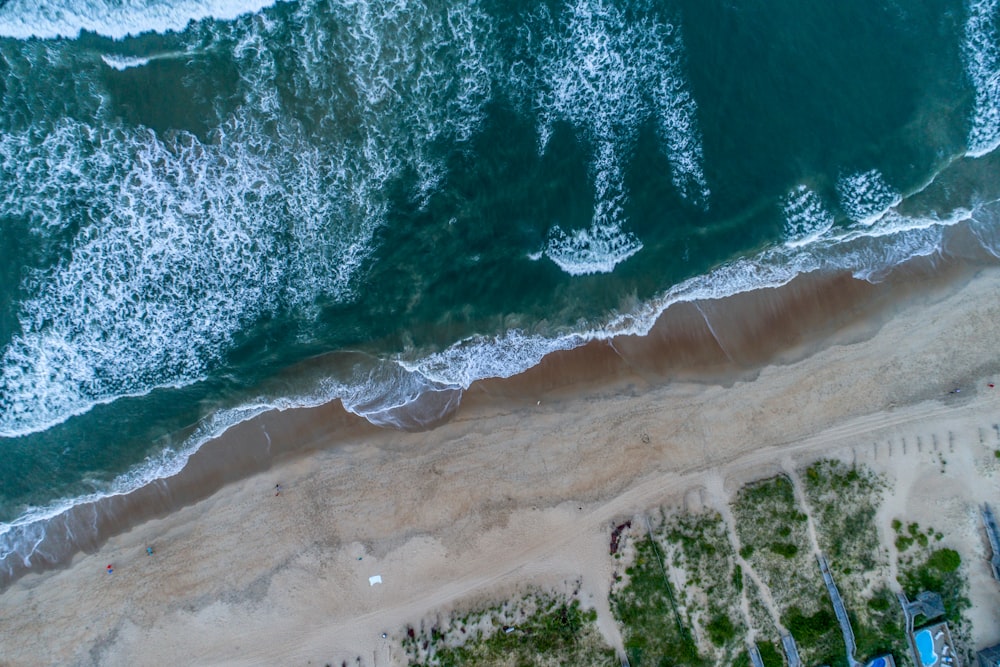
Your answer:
[1,0,1000,583]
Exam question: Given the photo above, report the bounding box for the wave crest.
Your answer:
[964,0,1000,157]
[0,0,282,40]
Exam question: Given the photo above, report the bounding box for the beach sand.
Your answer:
[3,261,1000,666]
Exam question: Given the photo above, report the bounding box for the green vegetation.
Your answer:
[899,546,969,626]
[852,587,907,663]
[611,511,747,666]
[768,542,798,558]
[756,641,784,667]
[402,594,615,667]
[732,475,837,666]
[802,461,882,569]
[892,514,971,657]
[397,460,977,667]
[783,606,835,644]
[926,548,961,573]
[611,536,706,666]
[801,460,907,662]
[705,614,736,646]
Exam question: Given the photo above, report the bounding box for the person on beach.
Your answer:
[274,483,281,496]
[106,564,113,574]
[146,547,154,556]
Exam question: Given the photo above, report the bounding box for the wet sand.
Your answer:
[2,256,1000,666]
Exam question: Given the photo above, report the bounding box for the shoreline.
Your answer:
[2,255,1000,663]
[0,243,995,590]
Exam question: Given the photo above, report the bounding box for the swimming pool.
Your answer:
[866,658,887,667]
[915,628,938,666]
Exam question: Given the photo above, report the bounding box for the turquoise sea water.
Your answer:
[2,0,1000,578]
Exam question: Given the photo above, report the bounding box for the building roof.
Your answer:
[979,643,1000,667]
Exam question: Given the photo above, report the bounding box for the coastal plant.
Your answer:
[610,533,708,666]
[895,521,972,662]
[615,501,818,666]
[745,575,781,649]
[898,546,969,624]
[731,474,838,666]
[756,640,784,667]
[851,587,908,666]
[401,590,615,667]
[800,460,902,662]
[660,510,747,663]
[801,460,883,570]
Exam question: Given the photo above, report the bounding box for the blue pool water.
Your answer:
[916,629,938,667]
[867,658,886,667]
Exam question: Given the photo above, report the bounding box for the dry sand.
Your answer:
[3,265,1000,666]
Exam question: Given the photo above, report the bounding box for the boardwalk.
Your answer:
[982,504,1000,581]
[818,555,862,667]
[781,633,802,667]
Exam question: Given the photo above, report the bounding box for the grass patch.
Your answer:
[403,593,615,667]
[611,535,707,666]
[706,613,737,646]
[899,547,969,626]
[611,511,749,665]
[757,640,784,667]
[800,460,908,663]
[732,475,832,665]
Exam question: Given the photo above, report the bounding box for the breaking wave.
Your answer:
[837,169,902,226]
[515,0,708,274]
[0,0,496,438]
[0,0,283,40]
[783,184,835,247]
[964,0,1000,158]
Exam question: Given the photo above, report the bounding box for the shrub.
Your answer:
[867,597,890,612]
[706,613,736,646]
[769,542,798,558]
[927,548,961,573]
[784,606,836,644]
[757,641,784,667]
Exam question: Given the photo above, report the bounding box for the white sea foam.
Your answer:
[545,220,643,276]
[651,23,710,207]
[99,51,190,71]
[0,201,965,549]
[1,0,993,581]
[0,0,497,438]
[0,0,283,40]
[783,184,835,247]
[545,142,643,274]
[964,0,1000,157]
[0,184,982,581]
[837,169,902,226]
[100,54,152,70]
[0,118,290,437]
[406,198,975,393]
[516,0,707,275]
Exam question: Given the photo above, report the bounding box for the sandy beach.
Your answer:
[3,261,1000,666]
